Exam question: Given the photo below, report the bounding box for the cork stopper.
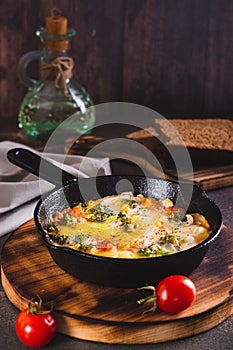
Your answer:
[46,8,67,35]
[45,8,69,51]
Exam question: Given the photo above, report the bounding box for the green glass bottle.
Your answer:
[18,8,95,143]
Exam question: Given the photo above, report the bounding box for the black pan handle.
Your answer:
[7,148,77,187]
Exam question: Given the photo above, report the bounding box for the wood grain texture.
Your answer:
[123,0,233,117]
[1,220,232,344]
[0,0,233,133]
[174,164,233,191]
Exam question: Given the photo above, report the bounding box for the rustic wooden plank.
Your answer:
[1,220,232,343]
[70,0,125,104]
[175,164,233,191]
[122,0,233,117]
[203,0,233,116]
[123,0,208,115]
[0,0,40,131]
[1,0,233,132]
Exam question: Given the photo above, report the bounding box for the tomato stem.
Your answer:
[137,286,157,314]
[28,296,52,315]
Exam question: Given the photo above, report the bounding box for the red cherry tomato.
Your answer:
[138,275,196,314]
[156,275,196,314]
[15,299,56,348]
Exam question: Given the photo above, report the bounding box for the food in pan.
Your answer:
[45,192,211,259]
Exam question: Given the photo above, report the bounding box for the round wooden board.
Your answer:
[1,220,233,344]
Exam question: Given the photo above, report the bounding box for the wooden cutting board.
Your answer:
[65,134,233,191]
[1,220,233,344]
[168,164,233,191]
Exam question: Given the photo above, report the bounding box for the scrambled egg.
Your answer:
[46,192,211,259]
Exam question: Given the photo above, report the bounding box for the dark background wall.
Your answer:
[0,0,233,132]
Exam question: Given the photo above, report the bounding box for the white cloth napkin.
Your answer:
[0,141,112,236]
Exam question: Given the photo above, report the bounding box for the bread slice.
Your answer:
[126,118,233,165]
[154,118,233,151]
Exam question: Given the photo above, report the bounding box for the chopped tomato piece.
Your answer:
[170,206,186,214]
[72,205,85,219]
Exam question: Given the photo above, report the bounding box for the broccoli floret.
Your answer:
[64,213,78,225]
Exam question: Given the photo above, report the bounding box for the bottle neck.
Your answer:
[36,28,76,64]
[41,47,70,64]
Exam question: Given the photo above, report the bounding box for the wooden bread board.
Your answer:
[65,134,233,191]
[168,164,233,191]
[1,220,233,344]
